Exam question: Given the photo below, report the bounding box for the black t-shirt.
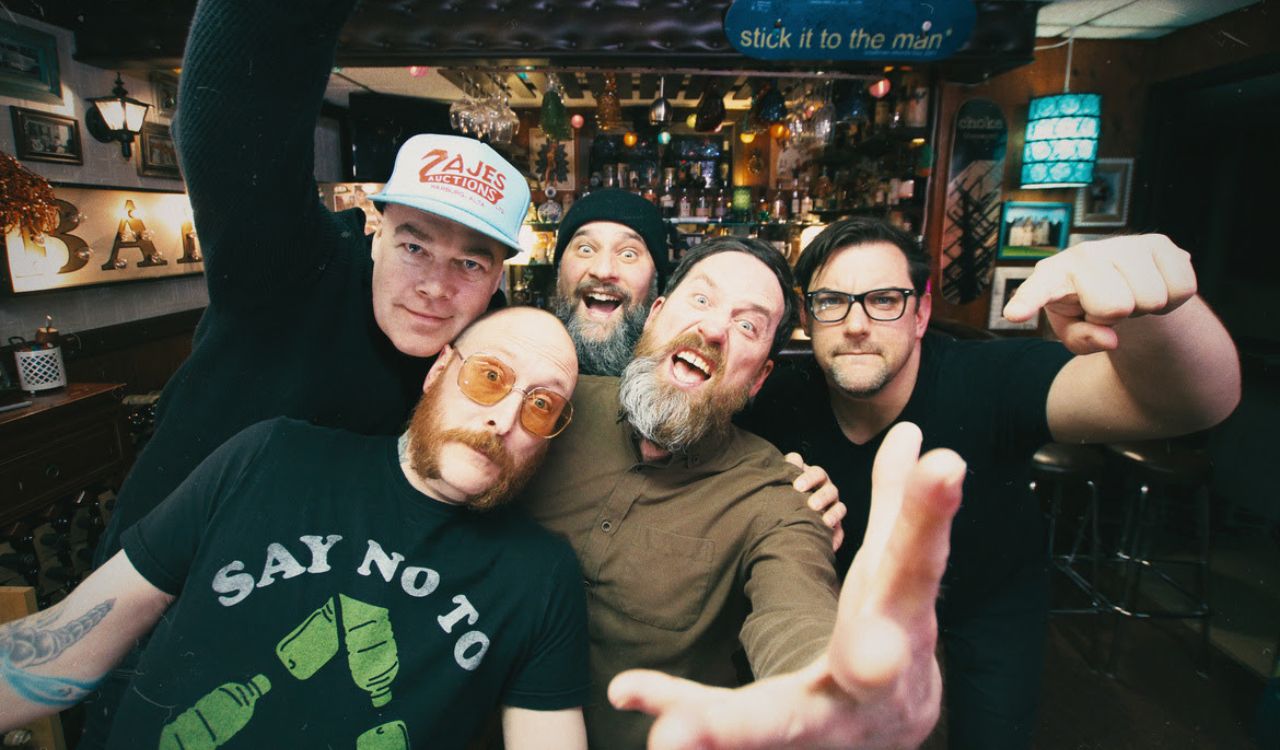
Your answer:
[113,419,588,750]
[739,332,1072,612]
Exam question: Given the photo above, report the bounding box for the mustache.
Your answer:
[428,427,508,466]
[573,280,633,305]
[643,330,724,376]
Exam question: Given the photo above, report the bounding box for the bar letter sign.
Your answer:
[725,0,976,62]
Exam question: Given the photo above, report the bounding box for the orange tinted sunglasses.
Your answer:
[457,353,573,439]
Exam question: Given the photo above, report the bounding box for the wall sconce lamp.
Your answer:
[1021,35,1100,188]
[86,74,151,159]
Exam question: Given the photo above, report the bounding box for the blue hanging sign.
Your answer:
[725,0,976,62]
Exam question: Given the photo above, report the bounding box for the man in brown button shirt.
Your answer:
[523,237,963,749]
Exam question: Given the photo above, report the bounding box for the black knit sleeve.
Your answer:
[174,0,358,303]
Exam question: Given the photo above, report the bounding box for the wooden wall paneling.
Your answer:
[925,38,1153,329]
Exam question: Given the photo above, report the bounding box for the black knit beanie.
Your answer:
[554,189,671,290]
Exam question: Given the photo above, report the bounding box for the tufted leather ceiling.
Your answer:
[13,0,1040,83]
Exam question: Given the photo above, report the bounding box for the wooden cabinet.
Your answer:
[0,383,131,526]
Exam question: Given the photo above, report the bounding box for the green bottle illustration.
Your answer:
[356,720,410,750]
[339,594,399,708]
[276,597,340,680]
[157,674,271,750]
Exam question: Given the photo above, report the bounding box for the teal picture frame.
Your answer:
[0,19,63,105]
[997,201,1072,260]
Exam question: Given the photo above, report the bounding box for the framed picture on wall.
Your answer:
[997,201,1072,260]
[10,107,82,165]
[0,19,63,105]
[150,71,179,119]
[137,122,182,179]
[988,266,1038,331]
[1075,158,1133,227]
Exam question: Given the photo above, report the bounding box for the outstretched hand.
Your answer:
[609,423,965,750]
[1002,234,1197,354]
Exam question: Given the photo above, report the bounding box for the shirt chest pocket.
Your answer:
[599,525,716,631]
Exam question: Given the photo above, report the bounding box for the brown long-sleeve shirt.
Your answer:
[524,376,839,749]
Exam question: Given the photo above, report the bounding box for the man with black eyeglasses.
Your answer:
[740,217,1240,750]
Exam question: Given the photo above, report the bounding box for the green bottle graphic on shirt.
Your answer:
[157,673,271,750]
[356,720,410,750]
[339,594,399,708]
[276,596,340,680]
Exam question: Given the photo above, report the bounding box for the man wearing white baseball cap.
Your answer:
[81,0,529,745]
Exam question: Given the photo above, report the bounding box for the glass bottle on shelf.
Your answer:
[678,183,693,219]
[799,176,814,221]
[770,181,788,222]
[789,180,801,219]
[815,167,833,212]
[659,168,676,218]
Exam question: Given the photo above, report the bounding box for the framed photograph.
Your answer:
[150,71,179,119]
[137,122,181,179]
[9,107,82,165]
[528,128,576,192]
[1069,232,1110,247]
[3,184,203,295]
[321,182,385,235]
[0,19,62,104]
[997,201,1072,260]
[988,266,1038,331]
[1075,158,1133,227]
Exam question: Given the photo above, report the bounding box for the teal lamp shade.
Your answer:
[1021,93,1101,188]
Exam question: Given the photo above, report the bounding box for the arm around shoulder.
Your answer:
[0,551,173,731]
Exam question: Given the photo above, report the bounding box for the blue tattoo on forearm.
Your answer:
[0,600,114,707]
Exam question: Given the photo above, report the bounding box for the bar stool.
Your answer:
[1031,443,1110,617]
[1105,440,1214,676]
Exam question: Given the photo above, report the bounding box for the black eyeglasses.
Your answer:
[806,288,916,323]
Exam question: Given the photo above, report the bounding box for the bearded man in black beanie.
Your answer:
[552,189,671,375]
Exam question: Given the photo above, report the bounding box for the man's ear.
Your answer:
[423,345,456,393]
[914,290,932,339]
[799,305,813,336]
[748,358,775,399]
[643,296,667,331]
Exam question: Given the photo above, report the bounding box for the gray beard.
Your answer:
[552,283,655,377]
[617,351,743,454]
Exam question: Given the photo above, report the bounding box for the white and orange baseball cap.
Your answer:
[371,133,530,256]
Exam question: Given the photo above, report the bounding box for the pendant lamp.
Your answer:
[1021,34,1101,188]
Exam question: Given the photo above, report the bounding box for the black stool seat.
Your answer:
[1106,442,1211,486]
[1032,443,1107,481]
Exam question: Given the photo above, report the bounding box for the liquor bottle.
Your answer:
[799,176,814,221]
[714,188,730,220]
[659,168,676,218]
[756,193,770,223]
[814,167,833,212]
[770,181,788,222]
[678,185,693,219]
[695,188,710,219]
[790,181,801,219]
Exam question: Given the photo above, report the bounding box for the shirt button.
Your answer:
[600,520,613,533]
